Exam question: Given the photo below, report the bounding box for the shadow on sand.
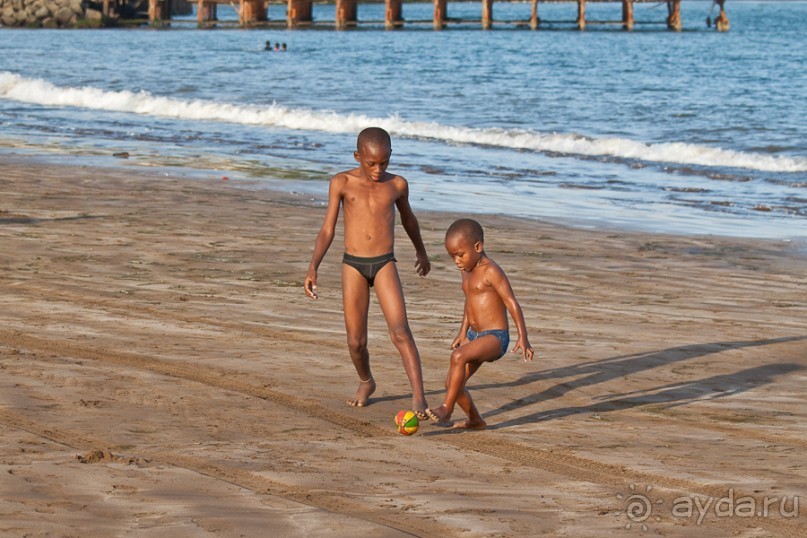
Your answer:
[416,336,805,432]
[0,215,102,225]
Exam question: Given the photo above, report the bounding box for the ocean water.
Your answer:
[1,1,805,239]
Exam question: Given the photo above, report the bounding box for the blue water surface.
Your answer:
[0,1,805,238]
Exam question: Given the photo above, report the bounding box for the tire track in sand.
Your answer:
[4,286,806,452]
[2,329,803,537]
[6,285,807,450]
[4,283,330,346]
[0,329,383,438]
[0,408,439,538]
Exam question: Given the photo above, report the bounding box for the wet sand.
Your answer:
[1,156,805,537]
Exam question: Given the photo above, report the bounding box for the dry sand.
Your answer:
[1,155,805,537]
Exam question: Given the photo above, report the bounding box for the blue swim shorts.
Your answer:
[467,328,510,360]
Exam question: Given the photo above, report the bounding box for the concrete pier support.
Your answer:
[335,0,357,29]
[622,0,633,30]
[197,0,217,25]
[148,0,170,24]
[481,0,492,29]
[667,0,682,31]
[577,0,585,30]
[530,0,539,30]
[239,0,266,26]
[433,0,446,30]
[715,0,730,31]
[287,0,312,27]
[385,0,402,29]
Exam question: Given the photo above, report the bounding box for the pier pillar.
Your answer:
[197,0,217,25]
[240,0,267,25]
[667,0,682,31]
[622,0,633,30]
[715,0,730,32]
[385,0,402,29]
[576,0,585,30]
[287,0,312,27]
[335,0,357,29]
[530,0,539,30]
[481,0,493,29]
[433,0,446,30]
[148,0,170,24]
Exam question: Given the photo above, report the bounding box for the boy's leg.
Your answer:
[453,363,487,429]
[428,335,501,424]
[372,262,428,415]
[342,264,375,407]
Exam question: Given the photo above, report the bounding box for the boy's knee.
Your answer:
[450,349,466,367]
[388,326,413,346]
[346,336,368,354]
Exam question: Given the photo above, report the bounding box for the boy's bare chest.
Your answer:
[462,272,491,296]
[344,184,398,210]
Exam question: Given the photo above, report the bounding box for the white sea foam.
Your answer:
[2,71,806,173]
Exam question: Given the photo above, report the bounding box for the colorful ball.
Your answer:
[394,410,419,436]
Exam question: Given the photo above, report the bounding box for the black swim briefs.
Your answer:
[342,252,397,287]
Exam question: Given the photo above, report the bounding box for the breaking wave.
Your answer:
[2,71,805,173]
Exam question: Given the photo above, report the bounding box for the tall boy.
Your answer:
[304,127,431,417]
[427,218,534,429]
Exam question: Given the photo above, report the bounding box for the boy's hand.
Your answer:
[304,271,318,299]
[512,337,534,362]
[414,251,431,277]
[451,332,469,349]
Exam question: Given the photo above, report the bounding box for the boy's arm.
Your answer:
[395,179,430,277]
[451,308,470,349]
[489,267,534,361]
[304,176,343,299]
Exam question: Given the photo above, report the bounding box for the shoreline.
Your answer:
[4,148,806,246]
[1,154,805,536]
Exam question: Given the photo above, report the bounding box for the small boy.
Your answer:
[304,127,431,418]
[426,218,534,429]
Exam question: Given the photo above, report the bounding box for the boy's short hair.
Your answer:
[446,219,484,244]
[357,127,391,151]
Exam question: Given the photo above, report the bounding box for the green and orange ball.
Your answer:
[394,410,419,436]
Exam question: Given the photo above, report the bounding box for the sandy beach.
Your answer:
[1,155,805,537]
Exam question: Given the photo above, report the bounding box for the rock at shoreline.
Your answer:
[53,5,74,24]
[0,0,191,26]
[0,0,98,27]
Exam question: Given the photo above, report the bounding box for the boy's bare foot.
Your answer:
[346,377,376,407]
[413,399,429,420]
[452,418,487,430]
[425,405,452,425]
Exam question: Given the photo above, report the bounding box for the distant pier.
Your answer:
[146,0,730,31]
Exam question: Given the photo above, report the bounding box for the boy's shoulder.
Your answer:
[478,256,507,279]
[328,170,356,192]
[332,170,407,187]
[383,171,408,188]
[331,168,357,182]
